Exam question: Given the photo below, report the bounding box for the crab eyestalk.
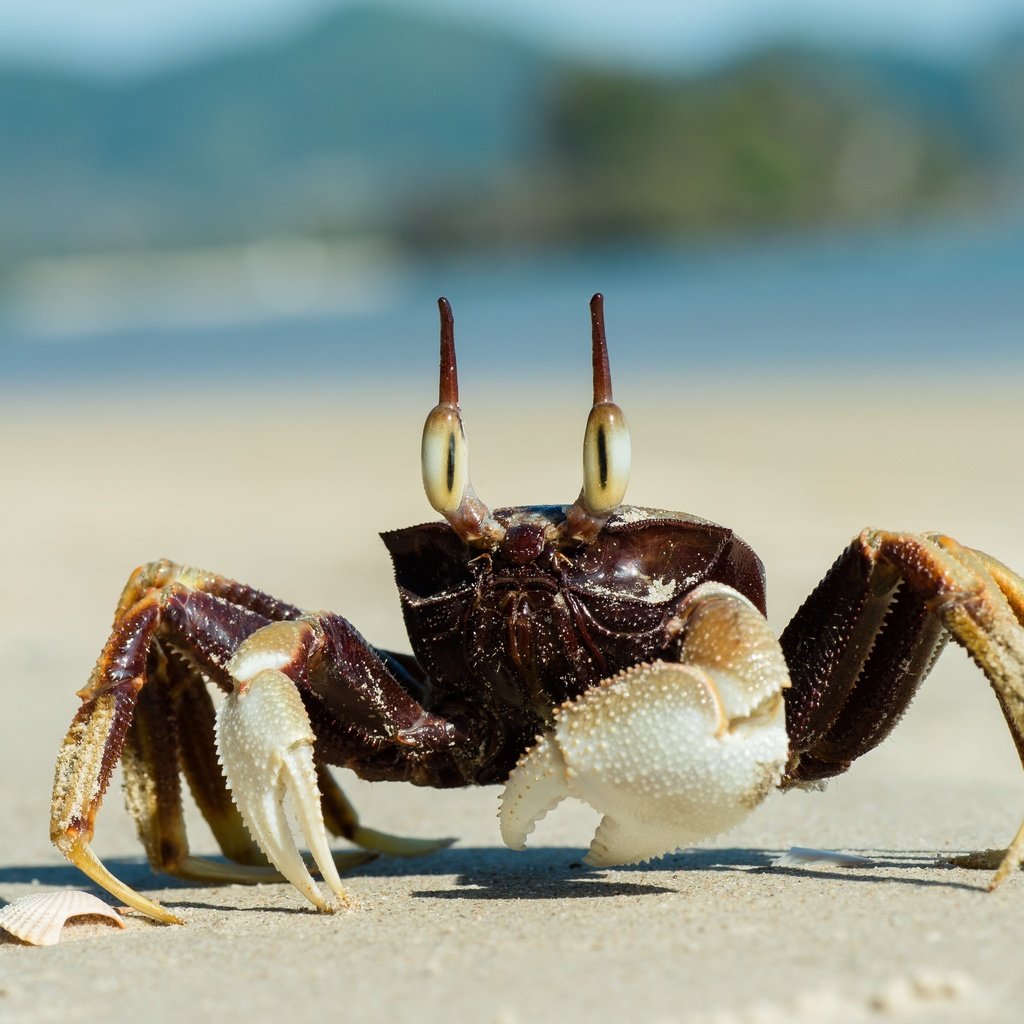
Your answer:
[565,293,631,543]
[421,297,504,547]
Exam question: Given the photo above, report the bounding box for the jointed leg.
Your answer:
[781,569,949,784]
[942,549,1024,885]
[119,644,320,891]
[780,529,1024,888]
[317,764,454,857]
[51,561,460,921]
[122,644,376,886]
[52,562,301,921]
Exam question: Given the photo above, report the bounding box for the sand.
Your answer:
[3,376,1024,1023]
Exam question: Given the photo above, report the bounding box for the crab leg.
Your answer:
[963,550,1024,769]
[317,764,454,858]
[51,568,295,921]
[782,531,1024,778]
[122,642,257,879]
[121,644,375,888]
[500,582,791,865]
[51,561,419,921]
[52,596,181,923]
[780,551,949,783]
[162,652,276,871]
[779,530,1024,888]
[940,550,1024,884]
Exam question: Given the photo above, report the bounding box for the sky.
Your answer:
[2,0,1024,75]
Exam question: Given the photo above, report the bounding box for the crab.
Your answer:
[50,294,1024,924]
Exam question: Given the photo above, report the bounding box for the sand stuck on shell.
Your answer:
[0,890,125,946]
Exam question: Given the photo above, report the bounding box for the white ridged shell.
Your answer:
[0,890,125,946]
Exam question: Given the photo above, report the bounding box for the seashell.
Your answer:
[772,846,875,869]
[0,890,126,946]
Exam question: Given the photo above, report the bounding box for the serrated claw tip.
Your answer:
[215,668,348,911]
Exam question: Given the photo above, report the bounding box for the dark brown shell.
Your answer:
[381,505,765,780]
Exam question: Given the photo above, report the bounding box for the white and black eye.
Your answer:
[421,406,469,516]
[582,401,631,515]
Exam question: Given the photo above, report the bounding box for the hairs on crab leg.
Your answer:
[777,530,1024,889]
[49,563,300,925]
[51,561,446,922]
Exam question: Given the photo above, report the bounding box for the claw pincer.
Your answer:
[500,585,791,865]
[216,662,349,913]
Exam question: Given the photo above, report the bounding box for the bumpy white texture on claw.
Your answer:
[500,583,791,866]
[215,667,348,912]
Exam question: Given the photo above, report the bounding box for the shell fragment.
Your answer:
[772,847,875,869]
[0,890,125,946]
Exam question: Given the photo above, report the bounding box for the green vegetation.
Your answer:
[402,49,1004,248]
[544,57,979,234]
[0,7,1019,266]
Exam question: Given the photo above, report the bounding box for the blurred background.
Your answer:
[1,0,1022,385]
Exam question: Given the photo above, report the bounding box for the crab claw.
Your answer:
[500,589,791,866]
[215,668,348,912]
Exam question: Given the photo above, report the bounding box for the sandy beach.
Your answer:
[3,376,1024,1023]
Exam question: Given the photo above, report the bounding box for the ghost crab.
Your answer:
[51,294,1024,923]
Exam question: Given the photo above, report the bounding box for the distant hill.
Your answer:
[407,45,1009,248]
[0,4,1019,268]
[0,7,552,258]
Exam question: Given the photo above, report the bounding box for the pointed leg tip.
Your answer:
[64,839,187,925]
[118,904,185,926]
[350,826,456,858]
[989,856,1020,892]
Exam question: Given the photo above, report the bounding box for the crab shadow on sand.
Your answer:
[0,844,985,917]
[399,845,985,899]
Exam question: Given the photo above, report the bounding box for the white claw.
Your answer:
[499,659,789,867]
[215,668,348,912]
[498,733,569,851]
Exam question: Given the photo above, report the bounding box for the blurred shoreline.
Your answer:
[3,213,1022,389]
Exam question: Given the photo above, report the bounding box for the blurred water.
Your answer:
[1,216,1021,390]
